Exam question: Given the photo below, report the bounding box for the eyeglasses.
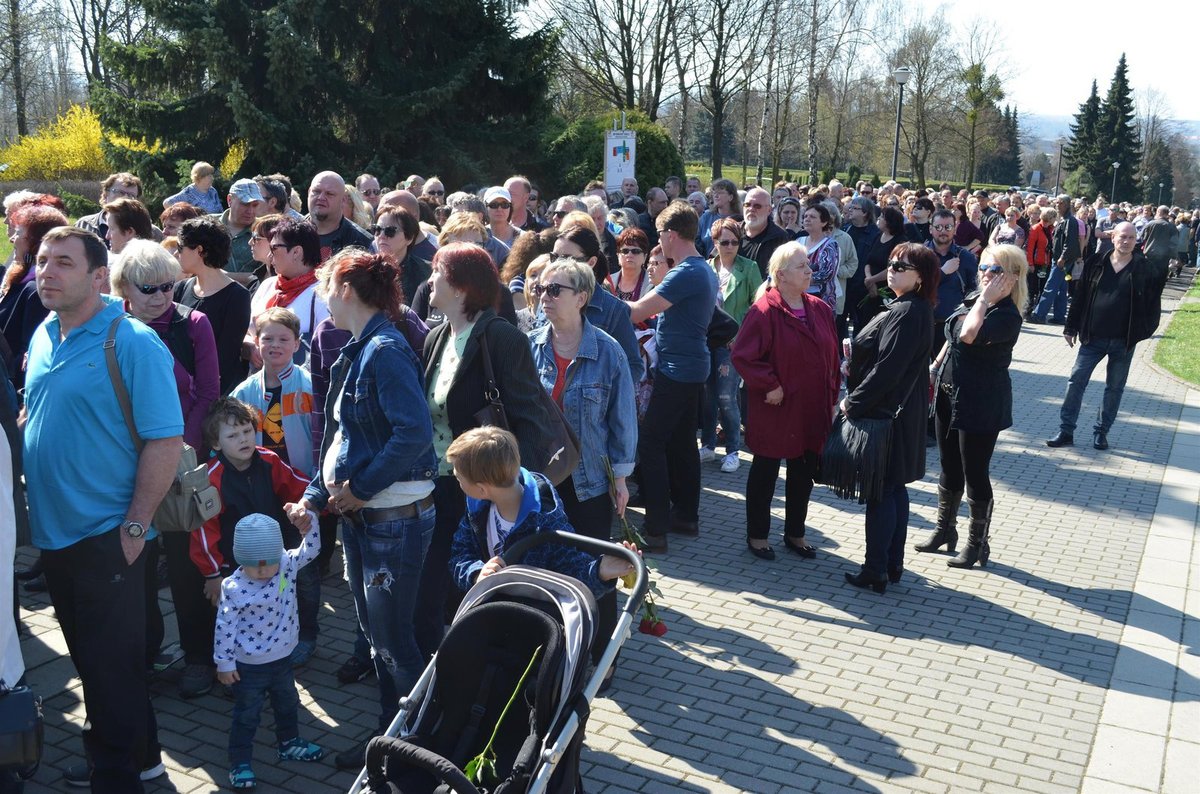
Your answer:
[532,282,580,298]
[135,281,174,295]
[370,225,400,238]
[361,189,381,196]
[488,202,512,210]
[619,247,644,256]
[107,188,138,200]
[249,233,264,243]
[978,264,1005,275]
[717,239,739,248]
[887,259,915,273]
[931,224,954,232]
[551,210,569,219]
[270,243,291,251]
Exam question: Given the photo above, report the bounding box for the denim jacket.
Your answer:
[448,468,609,599]
[585,287,644,383]
[529,320,637,501]
[303,312,436,508]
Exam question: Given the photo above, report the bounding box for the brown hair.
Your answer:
[203,398,257,448]
[103,197,153,240]
[433,242,501,319]
[656,200,699,241]
[253,306,301,338]
[446,426,520,487]
[891,242,941,307]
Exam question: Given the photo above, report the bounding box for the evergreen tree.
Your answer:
[92,0,556,197]
[1095,54,1141,202]
[998,106,1023,186]
[1064,80,1101,186]
[1141,136,1174,205]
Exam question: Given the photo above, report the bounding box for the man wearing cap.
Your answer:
[355,174,382,212]
[306,171,371,263]
[214,178,266,283]
[484,186,522,249]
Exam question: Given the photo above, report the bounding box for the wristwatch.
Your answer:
[120,520,146,539]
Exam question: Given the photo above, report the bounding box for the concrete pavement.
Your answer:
[13,269,1198,793]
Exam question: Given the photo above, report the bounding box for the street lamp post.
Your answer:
[890,67,912,182]
[1111,162,1120,204]
[1158,182,1164,205]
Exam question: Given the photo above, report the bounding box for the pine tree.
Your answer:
[999,106,1022,186]
[1064,80,1101,188]
[1095,54,1141,202]
[91,0,556,198]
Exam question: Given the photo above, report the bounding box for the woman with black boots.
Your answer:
[917,244,1026,569]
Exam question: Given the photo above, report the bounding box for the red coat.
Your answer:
[732,288,841,459]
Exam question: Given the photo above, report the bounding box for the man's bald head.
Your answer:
[381,189,419,218]
[308,171,346,226]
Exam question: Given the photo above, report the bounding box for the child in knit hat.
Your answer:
[215,512,324,789]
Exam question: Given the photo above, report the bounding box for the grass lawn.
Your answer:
[1155,287,1200,387]
[0,234,10,264]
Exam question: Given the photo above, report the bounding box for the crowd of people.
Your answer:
[0,164,1183,792]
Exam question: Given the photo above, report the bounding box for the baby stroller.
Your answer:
[349,531,647,794]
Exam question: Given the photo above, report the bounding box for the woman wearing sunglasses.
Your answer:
[528,256,637,689]
[842,243,939,593]
[372,207,432,310]
[916,244,1026,570]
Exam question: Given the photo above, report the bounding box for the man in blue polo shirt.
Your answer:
[24,227,183,793]
[629,200,719,552]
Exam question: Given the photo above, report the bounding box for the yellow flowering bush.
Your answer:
[0,106,108,180]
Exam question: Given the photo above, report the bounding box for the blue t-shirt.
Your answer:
[24,297,184,550]
[654,256,719,383]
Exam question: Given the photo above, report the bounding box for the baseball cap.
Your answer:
[229,178,264,204]
[482,186,512,205]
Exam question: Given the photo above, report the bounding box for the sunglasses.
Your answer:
[135,281,174,295]
[717,239,739,247]
[551,210,569,219]
[361,189,381,196]
[425,190,444,196]
[978,264,1006,275]
[887,259,915,273]
[619,247,644,255]
[532,283,580,298]
[488,202,512,210]
[370,225,400,238]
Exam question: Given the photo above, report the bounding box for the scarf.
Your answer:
[267,272,318,309]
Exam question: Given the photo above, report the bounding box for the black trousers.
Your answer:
[637,371,703,535]
[745,452,819,540]
[161,531,216,666]
[142,539,163,669]
[413,475,465,661]
[43,529,160,794]
[558,476,615,666]
[934,389,999,504]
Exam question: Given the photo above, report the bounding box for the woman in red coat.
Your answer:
[732,242,841,561]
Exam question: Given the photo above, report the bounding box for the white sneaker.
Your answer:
[699,446,716,463]
[720,453,740,473]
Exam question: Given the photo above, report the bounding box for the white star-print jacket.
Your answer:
[213,530,320,672]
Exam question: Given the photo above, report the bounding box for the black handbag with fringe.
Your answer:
[820,375,921,502]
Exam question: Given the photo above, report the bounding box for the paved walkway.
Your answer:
[14,270,1198,793]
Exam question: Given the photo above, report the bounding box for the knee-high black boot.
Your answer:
[947,499,992,569]
[914,486,961,553]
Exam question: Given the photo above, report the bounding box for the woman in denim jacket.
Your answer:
[289,250,436,771]
[528,257,637,678]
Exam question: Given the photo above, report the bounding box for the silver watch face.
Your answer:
[123,521,145,538]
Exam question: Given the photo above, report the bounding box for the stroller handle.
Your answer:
[362,736,482,794]
[501,530,649,619]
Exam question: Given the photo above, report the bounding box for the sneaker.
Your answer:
[720,453,740,473]
[336,655,375,685]
[698,446,716,463]
[229,763,256,789]
[179,663,214,699]
[278,737,324,762]
[65,761,167,786]
[290,640,316,667]
[152,642,185,673]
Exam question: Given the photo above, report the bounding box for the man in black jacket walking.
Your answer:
[1046,222,1168,450]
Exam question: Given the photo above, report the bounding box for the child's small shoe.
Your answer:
[228,763,256,789]
[278,737,324,762]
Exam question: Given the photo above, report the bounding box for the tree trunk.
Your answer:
[755,0,780,187]
[965,112,977,191]
[711,97,724,179]
[7,0,28,136]
[806,0,818,184]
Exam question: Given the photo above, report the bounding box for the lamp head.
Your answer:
[892,66,913,86]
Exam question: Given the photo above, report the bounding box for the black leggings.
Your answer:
[557,476,615,666]
[745,452,819,540]
[934,389,999,504]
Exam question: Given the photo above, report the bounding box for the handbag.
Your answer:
[0,681,42,773]
[819,369,922,502]
[105,315,222,533]
[706,304,739,350]
[472,328,581,486]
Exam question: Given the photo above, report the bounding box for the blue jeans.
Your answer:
[1033,264,1068,321]
[700,346,742,455]
[341,504,435,731]
[229,656,299,766]
[862,483,910,578]
[1059,337,1134,435]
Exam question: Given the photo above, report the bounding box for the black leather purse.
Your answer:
[0,681,42,773]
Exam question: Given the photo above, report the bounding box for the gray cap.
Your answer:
[229,178,264,204]
[233,513,282,567]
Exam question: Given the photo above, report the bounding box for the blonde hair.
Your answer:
[541,257,596,305]
[191,161,215,182]
[253,306,301,338]
[523,253,551,306]
[983,243,1029,314]
[438,213,488,247]
[109,239,182,298]
[446,426,520,488]
[344,186,374,229]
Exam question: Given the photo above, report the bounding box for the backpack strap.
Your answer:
[104,314,145,454]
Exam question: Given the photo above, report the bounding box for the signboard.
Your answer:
[605,129,636,196]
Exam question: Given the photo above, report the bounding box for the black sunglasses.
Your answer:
[370,225,400,238]
[551,210,569,219]
[488,202,512,210]
[619,247,644,255]
[887,259,915,273]
[532,283,580,298]
[135,281,175,295]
